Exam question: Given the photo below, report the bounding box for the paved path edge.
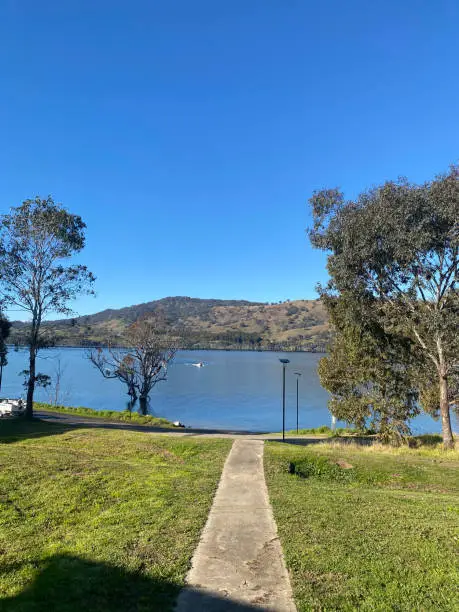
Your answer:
[175,439,297,611]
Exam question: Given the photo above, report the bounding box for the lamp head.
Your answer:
[279,358,290,364]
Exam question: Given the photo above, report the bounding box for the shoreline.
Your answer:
[6,408,450,441]
[17,405,453,439]
[7,344,327,354]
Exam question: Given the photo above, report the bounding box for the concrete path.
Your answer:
[175,439,297,612]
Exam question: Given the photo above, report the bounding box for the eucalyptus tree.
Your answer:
[309,165,458,448]
[88,318,178,414]
[318,294,420,442]
[0,197,95,418]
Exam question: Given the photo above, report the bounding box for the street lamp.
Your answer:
[279,359,290,440]
[294,372,301,434]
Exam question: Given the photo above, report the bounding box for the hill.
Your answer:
[10,296,330,351]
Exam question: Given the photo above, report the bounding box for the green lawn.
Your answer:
[0,419,231,611]
[265,442,459,611]
[33,401,175,427]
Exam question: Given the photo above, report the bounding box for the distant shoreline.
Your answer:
[8,344,326,355]
[9,297,331,353]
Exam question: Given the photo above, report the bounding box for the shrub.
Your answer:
[408,434,443,448]
[288,455,356,483]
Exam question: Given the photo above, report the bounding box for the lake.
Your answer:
[1,347,454,433]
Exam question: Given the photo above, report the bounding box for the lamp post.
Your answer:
[294,372,301,434]
[279,358,290,440]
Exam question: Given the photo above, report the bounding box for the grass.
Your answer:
[285,425,369,436]
[268,425,377,437]
[0,419,232,611]
[277,427,448,445]
[265,441,459,611]
[34,401,175,427]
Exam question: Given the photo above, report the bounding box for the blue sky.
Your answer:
[1,0,458,318]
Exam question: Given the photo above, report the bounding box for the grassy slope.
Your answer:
[33,402,175,427]
[0,420,231,611]
[265,442,459,611]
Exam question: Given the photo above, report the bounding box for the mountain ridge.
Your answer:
[10,296,330,352]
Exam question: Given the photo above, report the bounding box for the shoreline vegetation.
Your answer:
[7,342,327,354]
[32,402,175,427]
[23,404,452,443]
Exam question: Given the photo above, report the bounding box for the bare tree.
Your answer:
[88,319,178,413]
[47,358,71,406]
[88,348,138,405]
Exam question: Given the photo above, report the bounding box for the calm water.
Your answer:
[1,348,453,433]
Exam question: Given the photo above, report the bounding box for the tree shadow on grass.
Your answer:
[1,554,266,612]
[0,418,76,444]
[34,412,262,437]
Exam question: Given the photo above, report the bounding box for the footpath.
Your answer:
[175,439,297,612]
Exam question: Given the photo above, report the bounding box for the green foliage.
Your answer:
[0,314,11,361]
[20,371,51,389]
[408,433,443,447]
[0,197,95,417]
[0,197,95,317]
[309,165,459,448]
[294,425,334,434]
[316,294,420,442]
[0,313,11,390]
[288,455,357,483]
[33,402,174,427]
[285,425,368,436]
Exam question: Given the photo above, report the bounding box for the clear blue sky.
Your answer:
[1,0,458,317]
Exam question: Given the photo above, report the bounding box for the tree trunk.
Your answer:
[26,347,36,420]
[139,396,148,415]
[439,369,454,449]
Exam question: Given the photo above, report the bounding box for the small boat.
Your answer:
[191,362,204,368]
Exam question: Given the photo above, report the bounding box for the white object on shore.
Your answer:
[0,398,25,418]
[173,420,185,428]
